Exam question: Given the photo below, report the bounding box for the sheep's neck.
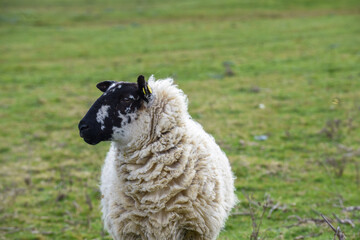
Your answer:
[112,127,196,212]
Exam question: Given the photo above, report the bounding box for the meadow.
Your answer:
[0,0,360,239]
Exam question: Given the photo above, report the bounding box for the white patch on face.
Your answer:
[112,126,124,139]
[96,105,110,130]
[117,111,136,122]
[111,111,138,141]
[117,111,127,125]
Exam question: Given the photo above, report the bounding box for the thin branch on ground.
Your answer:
[242,190,269,240]
[321,214,346,240]
[294,233,322,240]
[332,213,355,228]
[231,211,251,216]
[267,202,287,219]
[284,215,325,229]
[343,206,360,212]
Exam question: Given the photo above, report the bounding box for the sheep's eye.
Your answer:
[120,98,131,103]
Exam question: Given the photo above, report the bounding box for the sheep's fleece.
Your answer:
[100,76,237,240]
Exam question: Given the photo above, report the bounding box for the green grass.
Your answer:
[1,0,360,239]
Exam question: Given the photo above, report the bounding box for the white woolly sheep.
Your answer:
[78,75,237,240]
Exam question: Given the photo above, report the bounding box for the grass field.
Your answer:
[1,0,360,239]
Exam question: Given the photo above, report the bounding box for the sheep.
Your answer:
[78,75,237,240]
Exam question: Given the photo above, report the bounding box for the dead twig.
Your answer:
[343,206,360,212]
[321,214,336,232]
[284,215,325,229]
[242,191,269,240]
[294,233,322,240]
[321,214,346,240]
[267,202,287,218]
[332,213,355,228]
[231,211,251,216]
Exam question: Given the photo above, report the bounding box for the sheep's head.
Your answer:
[78,75,152,145]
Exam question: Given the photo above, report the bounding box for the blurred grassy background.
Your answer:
[1,0,360,239]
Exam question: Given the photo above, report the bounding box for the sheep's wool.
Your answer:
[100,77,237,240]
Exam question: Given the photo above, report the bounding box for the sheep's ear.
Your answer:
[137,75,152,103]
[96,81,116,92]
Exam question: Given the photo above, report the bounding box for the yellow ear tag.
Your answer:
[147,85,152,94]
[142,88,146,95]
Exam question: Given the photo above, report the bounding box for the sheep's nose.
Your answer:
[78,121,89,137]
[79,124,89,131]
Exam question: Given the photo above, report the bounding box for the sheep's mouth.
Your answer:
[79,131,100,145]
[79,126,101,145]
[82,137,100,145]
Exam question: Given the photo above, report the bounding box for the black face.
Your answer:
[78,76,151,145]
